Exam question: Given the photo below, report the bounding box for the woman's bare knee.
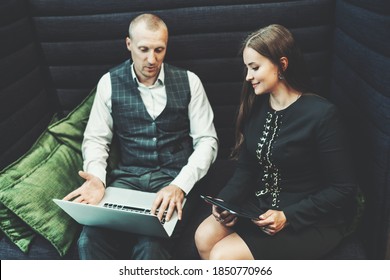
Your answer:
[195,216,216,259]
[195,215,232,259]
[208,233,254,260]
[194,221,207,252]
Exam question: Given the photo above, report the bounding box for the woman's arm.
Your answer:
[283,104,358,230]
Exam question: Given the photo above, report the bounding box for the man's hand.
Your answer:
[151,184,185,222]
[63,171,105,205]
[251,209,287,235]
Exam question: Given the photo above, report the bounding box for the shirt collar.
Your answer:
[131,62,165,88]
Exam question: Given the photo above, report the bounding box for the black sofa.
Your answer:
[0,0,389,260]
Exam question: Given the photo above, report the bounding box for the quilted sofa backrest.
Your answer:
[27,0,336,158]
[0,0,57,169]
[330,0,390,259]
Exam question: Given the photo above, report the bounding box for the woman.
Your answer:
[195,24,357,260]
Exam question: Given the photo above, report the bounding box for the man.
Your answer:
[63,13,218,259]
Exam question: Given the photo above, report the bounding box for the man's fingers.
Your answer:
[165,200,183,221]
[63,190,79,201]
[72,195,85,204]
[157,199,170,221]
[165,201,176,222]
[176,200,183,220]
[151,192,170,221]
[150,195,163,216]
[151,185,185,221]
[78,170,90,180]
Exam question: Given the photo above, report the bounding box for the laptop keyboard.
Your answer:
[103,203,167,224]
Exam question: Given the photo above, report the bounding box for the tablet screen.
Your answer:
[200,195,262,220]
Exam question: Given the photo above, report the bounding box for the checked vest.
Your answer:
[110,60,193,178]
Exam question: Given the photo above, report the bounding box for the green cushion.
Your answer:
[0,122,57,253]
[0,130,83,256]
[48,87,96,151]
[0,88,98,256]
[49,87,119,178]
[0,203,35,251]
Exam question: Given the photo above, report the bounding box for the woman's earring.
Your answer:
[278,72,285,80]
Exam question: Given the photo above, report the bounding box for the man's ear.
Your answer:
[279,57,288,72]
[125,37,132,52]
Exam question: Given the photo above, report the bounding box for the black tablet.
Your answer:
[200,195,262,220]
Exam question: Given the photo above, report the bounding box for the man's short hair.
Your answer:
[128,13,168,39]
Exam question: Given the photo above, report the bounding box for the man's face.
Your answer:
[126,23,168,86]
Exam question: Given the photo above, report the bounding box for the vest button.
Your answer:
[152,137,157,142]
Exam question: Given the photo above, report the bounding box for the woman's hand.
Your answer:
[252,209,288,235]
[212,205,238,227]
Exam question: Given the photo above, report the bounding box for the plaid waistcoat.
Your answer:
[110,60,193,178]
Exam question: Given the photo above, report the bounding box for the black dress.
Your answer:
[218,93,358,259]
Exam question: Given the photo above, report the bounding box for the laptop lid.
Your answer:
[53,187,182,238]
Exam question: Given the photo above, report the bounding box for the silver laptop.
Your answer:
[53,187,184,238]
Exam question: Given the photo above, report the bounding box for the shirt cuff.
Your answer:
[170,168,197,195]
[85,164,107,187]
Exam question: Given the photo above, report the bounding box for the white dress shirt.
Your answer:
[82,63,219,194]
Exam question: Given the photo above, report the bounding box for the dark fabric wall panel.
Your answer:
[0,0,54,170]
[0,44,40,89]
[332,57,389,134]
[333,30,389,96]
[28,0,294,16]
[48,64,111,89]
[330,0,390,259]
[367,124,390,256]
[0,67,45,120]
[41,39,127,66]
[46,51,331,88]
[0,90,50,155]
[28,0,336,160]
[343,0,390,15]
[40,27,332,65]
[0,112,53,169]
[56,89,93,112]
[213,106,238,129]
[204,82,241,106]
[335,0,389,56]
[331,82,389,260]
[332,57,389,195]
[213,106,238,158]
[0,18,35,59]
[0,0,28,26]
[329,80,372,189]
[31,1,334,41]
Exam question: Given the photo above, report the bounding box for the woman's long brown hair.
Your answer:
[231,24,313,158]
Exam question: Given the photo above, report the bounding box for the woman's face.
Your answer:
[243,47,280,95]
